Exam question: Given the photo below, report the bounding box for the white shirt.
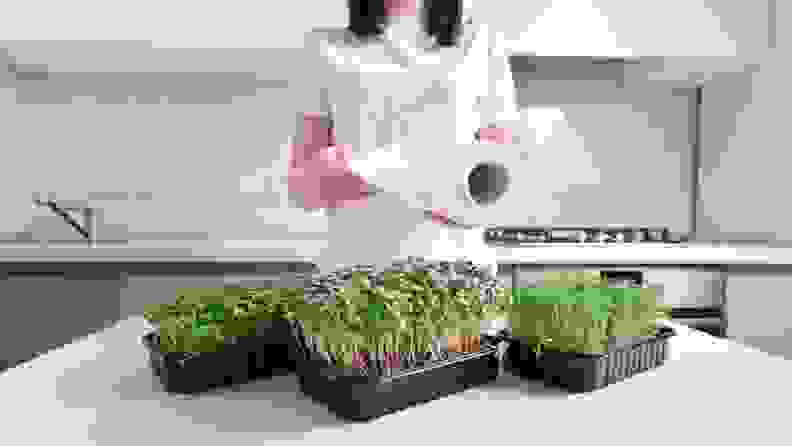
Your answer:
[293,21,520,273]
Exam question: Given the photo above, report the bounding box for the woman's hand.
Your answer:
[288,143,374,210]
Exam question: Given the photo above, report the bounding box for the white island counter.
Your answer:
[1,318,789,445]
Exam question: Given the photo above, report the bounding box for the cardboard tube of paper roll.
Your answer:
[347,142,517,228]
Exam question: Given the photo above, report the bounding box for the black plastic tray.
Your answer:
[142,319,298,394]
[505,326,676,393]
[294,336,503,422]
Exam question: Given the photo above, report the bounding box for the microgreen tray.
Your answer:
[142,319,297,394]
[293,335,503,422]
[505,326,676,393]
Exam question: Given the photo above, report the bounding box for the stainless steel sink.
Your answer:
[2,230,130,247]
[29,197,103,245]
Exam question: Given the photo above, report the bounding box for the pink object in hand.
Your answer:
[288,142,371,210]
[314,144,351,172]
[288,112,372,209]
[477,127,513,145]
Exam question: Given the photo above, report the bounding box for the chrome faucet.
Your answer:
[32,199,96,244]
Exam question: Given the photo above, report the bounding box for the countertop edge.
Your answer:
[3,243,792,265]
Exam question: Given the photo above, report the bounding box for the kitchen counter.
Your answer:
[490,242,792,265]
[0,240,327,263]
[3,240,792,265]
[1,317,789,445]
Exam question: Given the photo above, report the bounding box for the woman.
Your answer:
[288,0,519,301]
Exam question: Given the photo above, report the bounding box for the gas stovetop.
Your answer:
[484,227,688,245]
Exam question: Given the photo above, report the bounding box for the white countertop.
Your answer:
[2,240,792,265]
[0,240,327,263]
[490,242,792,265]
[1,317,790,445]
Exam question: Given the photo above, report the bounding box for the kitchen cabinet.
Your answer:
[643,267,723,309]
[119,275,227,321]
[495,0,770,58]
[0,274,122,371]
[0,262,312,372]
[695,2,790,243]
[723,268,792,360]
[696,57,792,242]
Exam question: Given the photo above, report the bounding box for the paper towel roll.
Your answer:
[348,142,520,228]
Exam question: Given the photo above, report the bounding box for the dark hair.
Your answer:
[347,0,463,47]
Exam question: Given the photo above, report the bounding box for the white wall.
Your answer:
[0,0,348,49]
[1,0,769,56]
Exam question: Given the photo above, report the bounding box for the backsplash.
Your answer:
[0,43,329,242]
[1,41,700,243]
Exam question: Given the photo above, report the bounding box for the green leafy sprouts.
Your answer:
[144,270,670,356]
[507,272,672,354]
[143,272,507,355]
